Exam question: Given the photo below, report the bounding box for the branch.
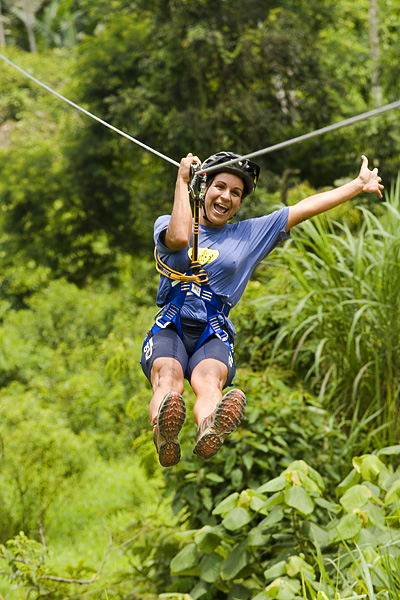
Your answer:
[40,533,112,586]
[37,522,47,555]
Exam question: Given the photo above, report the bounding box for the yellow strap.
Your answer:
[154,248,209,285]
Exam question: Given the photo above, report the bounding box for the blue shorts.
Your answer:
[140,318,235,387]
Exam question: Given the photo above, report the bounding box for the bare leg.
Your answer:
[190,358,228,426]
[149,356,186,467]
[149,356,184,423]
[191,358,246,460]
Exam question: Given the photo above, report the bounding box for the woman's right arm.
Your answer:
[162,153,201,250]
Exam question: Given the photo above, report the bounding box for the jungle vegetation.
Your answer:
[0,1,400,598]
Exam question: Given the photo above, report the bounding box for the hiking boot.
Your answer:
[193,389,246,460]
[152,392,186,467]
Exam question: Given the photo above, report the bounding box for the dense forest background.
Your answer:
[1,1,400,599]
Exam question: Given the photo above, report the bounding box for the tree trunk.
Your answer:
[0,0,6,48]
[369,0,382,107]
[23,0,37,53]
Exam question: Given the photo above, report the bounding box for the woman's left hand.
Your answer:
[359,155,384,198]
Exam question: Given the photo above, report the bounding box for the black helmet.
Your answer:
[201,152,261,197]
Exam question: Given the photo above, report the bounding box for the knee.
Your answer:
[152,361,184,394]
[191,363,227,393]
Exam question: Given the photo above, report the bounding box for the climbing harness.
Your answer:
[2,51,400,364]
[151,161,235,356]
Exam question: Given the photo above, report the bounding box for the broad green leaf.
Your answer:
[336,469,360,497]
[170,543,199,574]
[238,490,253,510]
[257,475,287,494]
[333,513,362,541]
[243,452,254,471]
[265,577,301,599]
[200,552,223,583]
[250,495,268,512]
[384,479,400,504]
[377,445,400,456]
[340,484,371,512]
[262,506,284,527]
[304,522,329,547]
[222,507,252,531]
[301,475,321,495]
[284,486,314,515]
[264,560,286,580]
[284,460,310,475]
[353,454,388,483]
[195,526,223,553]
[362,481,381,499]
[365,501,386,530]
[221,543,250,580]
[259,492,284,514]
[205,472,225,483]
[228,584,252,600]
[361,455,388,483]
[287,555,315,581]
[190,580,209,600]
[200,487,213,511]
[314,497,340,513]
[246,527,271,547]
[212,492,239,516]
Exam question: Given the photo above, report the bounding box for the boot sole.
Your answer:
[156,392,186,467]
[193,389,246,460]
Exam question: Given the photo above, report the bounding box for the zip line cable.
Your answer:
[0,52,180,168]
[202,100,400,175]
[1,52,400,174]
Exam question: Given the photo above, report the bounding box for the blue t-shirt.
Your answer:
[154,207,290,335]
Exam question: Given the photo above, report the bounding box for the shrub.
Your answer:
[167,446,400,600]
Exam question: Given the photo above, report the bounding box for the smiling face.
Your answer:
[200,172,244,228]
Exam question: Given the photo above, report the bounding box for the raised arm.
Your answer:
[161,153,201,250]
[285,155,384,232]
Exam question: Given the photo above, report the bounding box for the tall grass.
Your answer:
[258,177,400,446]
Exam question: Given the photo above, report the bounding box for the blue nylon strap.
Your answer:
[166,281,231,317]
[150,282,233,356]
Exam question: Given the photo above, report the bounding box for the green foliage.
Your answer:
[238,180,400,446]
[164,374,350,531]
[2,3,400,598]
[0,391,96,540]
[167,448,400,600]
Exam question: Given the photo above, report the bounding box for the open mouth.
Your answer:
[213,202,229,215]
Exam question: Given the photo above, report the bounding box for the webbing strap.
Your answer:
[151,282,233,354]
[167,281,231,316]
[154,248,209,284]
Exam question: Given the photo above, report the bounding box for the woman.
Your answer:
[141,151,383,467]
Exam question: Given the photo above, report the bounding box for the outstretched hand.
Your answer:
[359,155,384,198]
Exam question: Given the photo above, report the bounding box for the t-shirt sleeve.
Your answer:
[154,215,174,254]
[245,206,290,263]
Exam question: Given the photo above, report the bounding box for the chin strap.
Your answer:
[155,162,209,285]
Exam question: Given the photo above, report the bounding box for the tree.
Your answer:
[369,0,382,107]
[10,0,46,53]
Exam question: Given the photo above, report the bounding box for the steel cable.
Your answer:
[0,52,180,167]
[2,52,400,174]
